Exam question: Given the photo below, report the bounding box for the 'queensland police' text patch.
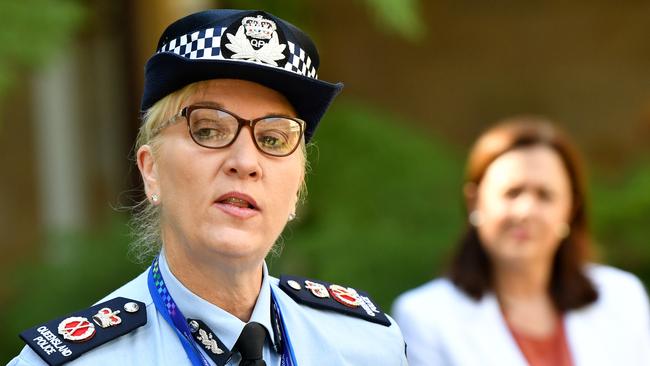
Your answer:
[19,297,147,366]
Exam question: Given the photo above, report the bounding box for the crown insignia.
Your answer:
[242,15,276,40]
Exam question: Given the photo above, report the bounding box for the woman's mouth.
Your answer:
[509,227,531,241]
[214,192,259,219]
[220,196,255,209]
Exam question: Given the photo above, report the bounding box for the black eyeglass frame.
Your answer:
[171,104,306,157]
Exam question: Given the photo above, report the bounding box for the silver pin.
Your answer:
[123,302,140,313]
[287,280,301,290]
[188,320,200,333]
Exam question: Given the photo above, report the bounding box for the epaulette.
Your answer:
[279,275,391,326]
[19,296,147,366]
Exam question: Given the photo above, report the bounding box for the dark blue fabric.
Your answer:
[19,297,147,366]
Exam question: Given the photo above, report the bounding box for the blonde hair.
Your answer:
[129,81,309,263]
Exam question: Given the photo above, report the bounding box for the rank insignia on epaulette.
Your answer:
[19,297,147,366]
[304,280,329,298]
[92,308,122,328]
[279,275,391,327]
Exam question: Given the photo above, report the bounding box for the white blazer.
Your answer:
[392,265,650,366]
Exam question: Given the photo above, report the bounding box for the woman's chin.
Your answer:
[196,230,271,260]
[490,242,539,265]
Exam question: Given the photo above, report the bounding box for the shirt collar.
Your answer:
[158,251,277,352]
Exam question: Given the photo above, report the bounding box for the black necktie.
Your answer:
[235,322,267,366]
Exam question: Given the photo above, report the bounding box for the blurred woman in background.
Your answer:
[393,116,650,366]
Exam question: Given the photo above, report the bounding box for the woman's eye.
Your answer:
[257,131,289,149]
[505,187,522,199]
[195,127,228,140]
[192,119,230,140]
[537,188,553,202]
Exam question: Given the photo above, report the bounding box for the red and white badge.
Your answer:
[58,316,96,342]
[304,280,329,298]
[92,307,122,328]
[329,284,361,308]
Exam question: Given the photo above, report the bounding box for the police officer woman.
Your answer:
[11,9,407,366]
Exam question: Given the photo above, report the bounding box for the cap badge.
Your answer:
[92,307,122,328]
[329,284,361,308]
[243,15,276,39]
[57,317,96,342]
[304,280,329,298]
[225,15,286,66]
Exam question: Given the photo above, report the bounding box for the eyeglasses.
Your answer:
[163,105,306,157]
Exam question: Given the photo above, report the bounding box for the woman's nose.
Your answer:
[222,127,262,179]
[512,193,537,218]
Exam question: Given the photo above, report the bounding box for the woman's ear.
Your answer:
[137,145,159,199]
[463,182,478,212]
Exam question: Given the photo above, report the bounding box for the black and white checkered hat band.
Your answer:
[158,27,318,79]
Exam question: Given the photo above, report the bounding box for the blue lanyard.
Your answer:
[148,257,211,366]
[270,288,297,366]
[148,256,298,366]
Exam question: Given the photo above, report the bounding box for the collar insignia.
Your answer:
[187,318,233,366]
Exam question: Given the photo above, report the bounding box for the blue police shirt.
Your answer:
[9,253,408,365]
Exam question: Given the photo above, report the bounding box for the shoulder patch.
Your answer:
[19,296,147,366]
[279,275,391,326]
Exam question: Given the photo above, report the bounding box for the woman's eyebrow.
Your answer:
[193,100,225,108]
[264,112,295,118]
[193,100,296,119]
